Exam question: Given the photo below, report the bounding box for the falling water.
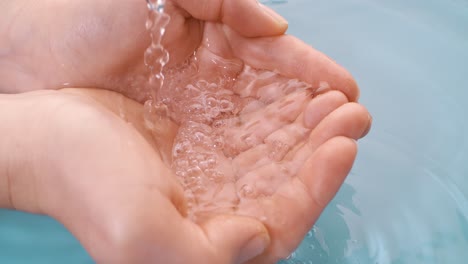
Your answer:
[144,0,170,112]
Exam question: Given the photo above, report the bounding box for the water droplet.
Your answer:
[206,97,218,107]
[212,135,225,149]
[268,140,290,161]
[146,0,166,13]
[193,131,207,143]
[238,184,256,198]
[209,107,221,119]
[220,99,234,112]
[212,120,226,128]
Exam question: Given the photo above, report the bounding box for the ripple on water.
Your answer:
[279,134,468,264]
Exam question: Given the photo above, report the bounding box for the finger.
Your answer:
[244,136,357,263]
[307,102,371,150]
[284,102,369,166]
[171,0,288,37]
[232,90,349,174]
[225,28,360,102]
[223,89,312,157]
[232,144,271,177]
[231,67,313,104]
[303,90,349,128]
[233,91,350,209]
[298,136,357,210]
[199,214,270,264]
[264,90,350,151]
[236,162,292,199]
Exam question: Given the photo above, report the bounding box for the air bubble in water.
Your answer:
[268,140,291,161]
[141,1,321,220]
[219,99,234,112]
[238,184,255,199]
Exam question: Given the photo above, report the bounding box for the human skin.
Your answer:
[0,88,369,263]
[0,0,359,102]
[0,0,371,262]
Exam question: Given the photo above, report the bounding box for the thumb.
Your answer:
[171,0,288,37]
[200,214,271,264]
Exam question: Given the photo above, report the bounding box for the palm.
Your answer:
[141,24,369,260]
[72,77,368,263]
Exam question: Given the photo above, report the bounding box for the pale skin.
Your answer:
[0,0,371,263]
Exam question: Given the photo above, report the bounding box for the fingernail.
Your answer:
[237,234,269,263]
[259,3,288,27]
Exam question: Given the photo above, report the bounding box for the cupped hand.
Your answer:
[1,88,273,264]
[151,57,371,262]
[0,0,369,262]
[1,85,369,263]
[0,0,359,102]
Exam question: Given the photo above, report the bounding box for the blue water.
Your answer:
[1,0,468,263]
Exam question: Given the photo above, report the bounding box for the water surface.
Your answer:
[277,0,468,263]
